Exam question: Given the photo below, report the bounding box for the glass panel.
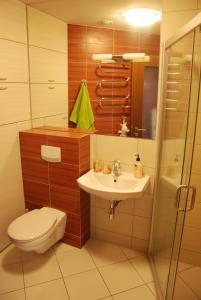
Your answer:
[150,30,195,299]
[173,26,201,300]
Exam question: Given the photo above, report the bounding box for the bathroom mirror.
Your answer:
[27,3,161,140]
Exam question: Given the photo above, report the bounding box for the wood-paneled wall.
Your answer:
[68,24,160,135]
[19,128,90,248]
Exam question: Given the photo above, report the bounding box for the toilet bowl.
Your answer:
[8,207,66,254]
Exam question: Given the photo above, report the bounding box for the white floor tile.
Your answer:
[0,264,24,294]
[64,269,110,300]
[130,256,153,283]
[23,252,61,287]
[57,248,96,277]
[0,245,21,267]
[99,261,143,294]
[120,246,143,259]
[85,239,127,267]
[178,267,201,298]
[53,242,77,255]
[147,282,157,297]
[174,277,199,300]
[25,279,69,300]
[0,289,25,300]
[177,262,193,272]
[113,285,156,300]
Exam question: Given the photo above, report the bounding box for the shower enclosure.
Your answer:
[150,13,201,300]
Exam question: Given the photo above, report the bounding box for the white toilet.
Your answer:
[8,207,66,254]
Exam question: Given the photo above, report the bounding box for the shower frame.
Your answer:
[149,11,201,300]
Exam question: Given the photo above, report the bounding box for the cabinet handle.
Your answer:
[48,86,55,89]
[0,77,7,81]
[0,86,7,90]
[48,79,55,82]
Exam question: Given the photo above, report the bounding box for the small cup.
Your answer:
[103,162,112,174]
[93,159,102,172]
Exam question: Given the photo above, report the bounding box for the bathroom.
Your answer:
[0,0,201,299]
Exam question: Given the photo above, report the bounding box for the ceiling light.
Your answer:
[122,8,161,27]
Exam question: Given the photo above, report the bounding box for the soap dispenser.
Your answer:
[134,154,143,178]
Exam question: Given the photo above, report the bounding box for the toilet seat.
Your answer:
[8,209,57,242]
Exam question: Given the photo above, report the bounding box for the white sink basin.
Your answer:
[77,170,150,200]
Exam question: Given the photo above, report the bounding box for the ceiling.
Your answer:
[20,0,162,34]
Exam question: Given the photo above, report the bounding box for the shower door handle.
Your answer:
[175,185,196,212]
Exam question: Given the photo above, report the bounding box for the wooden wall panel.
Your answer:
[19,129,90,248]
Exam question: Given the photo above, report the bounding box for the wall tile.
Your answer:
[23,180,49,206]
[50,185,80,213]
[96,229,131,248]
[131,237,149,253]
[132,216,151,240]
[49,163,79,189]
[21,158,48,184]
[96,207,133,236]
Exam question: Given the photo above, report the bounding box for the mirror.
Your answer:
[27,5,160,139]
[68,26,160,139]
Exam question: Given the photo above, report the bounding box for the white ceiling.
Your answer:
[21,0,162,34]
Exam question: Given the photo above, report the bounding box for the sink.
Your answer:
[77,170,150,200]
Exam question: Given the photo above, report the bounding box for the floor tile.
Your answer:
[120,246,143,259]
[57,248,96,277]
[99,261,143,294]
[0,264,24,294]
[53,242,77,255]
[85,239,127,267]
[64,269,110,300]
[177,262,193,272]
[130,256,153,283]
[147,282,157,297]
[0,289,25,300]
[0,244,21,267]
[178,267,201,298]
[174,277,199,300]
[25,279,69,300]
[23,252,61,287]
[21,249,53,262]
[113,285,156,300]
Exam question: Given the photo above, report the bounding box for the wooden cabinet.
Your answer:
[31,84,67,118]
[0,0,27,43]
[29,46,67,83]
[0,39,28,83]
[0,83,30,125]
[27,7,67,53]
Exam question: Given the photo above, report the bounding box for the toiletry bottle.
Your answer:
[171,155,179,178]
[134,154,143,178]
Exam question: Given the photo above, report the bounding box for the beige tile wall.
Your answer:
[90,134,156,253]
[0,0,31,250]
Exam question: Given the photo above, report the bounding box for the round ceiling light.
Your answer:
[122,8,161,27]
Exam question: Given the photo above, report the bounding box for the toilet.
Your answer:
[8,207,66,254]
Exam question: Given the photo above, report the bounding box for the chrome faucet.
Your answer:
[113,160,121,179]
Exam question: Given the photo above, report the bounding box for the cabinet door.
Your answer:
[29,46,67,83]
[27,7,67,52]
[0,40,29,83]
[0,0,27,43]
[0,83,30,125]
[30,84,67,118]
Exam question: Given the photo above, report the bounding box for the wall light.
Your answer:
[122,8,161,27]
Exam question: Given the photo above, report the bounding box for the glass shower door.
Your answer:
[150,29,198,300]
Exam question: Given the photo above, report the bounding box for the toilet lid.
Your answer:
[8,209,57,242]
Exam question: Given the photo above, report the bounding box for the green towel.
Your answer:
[70,82,95,129]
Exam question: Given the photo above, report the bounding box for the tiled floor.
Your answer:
[0,239,156,300]
[174,262,201,300]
